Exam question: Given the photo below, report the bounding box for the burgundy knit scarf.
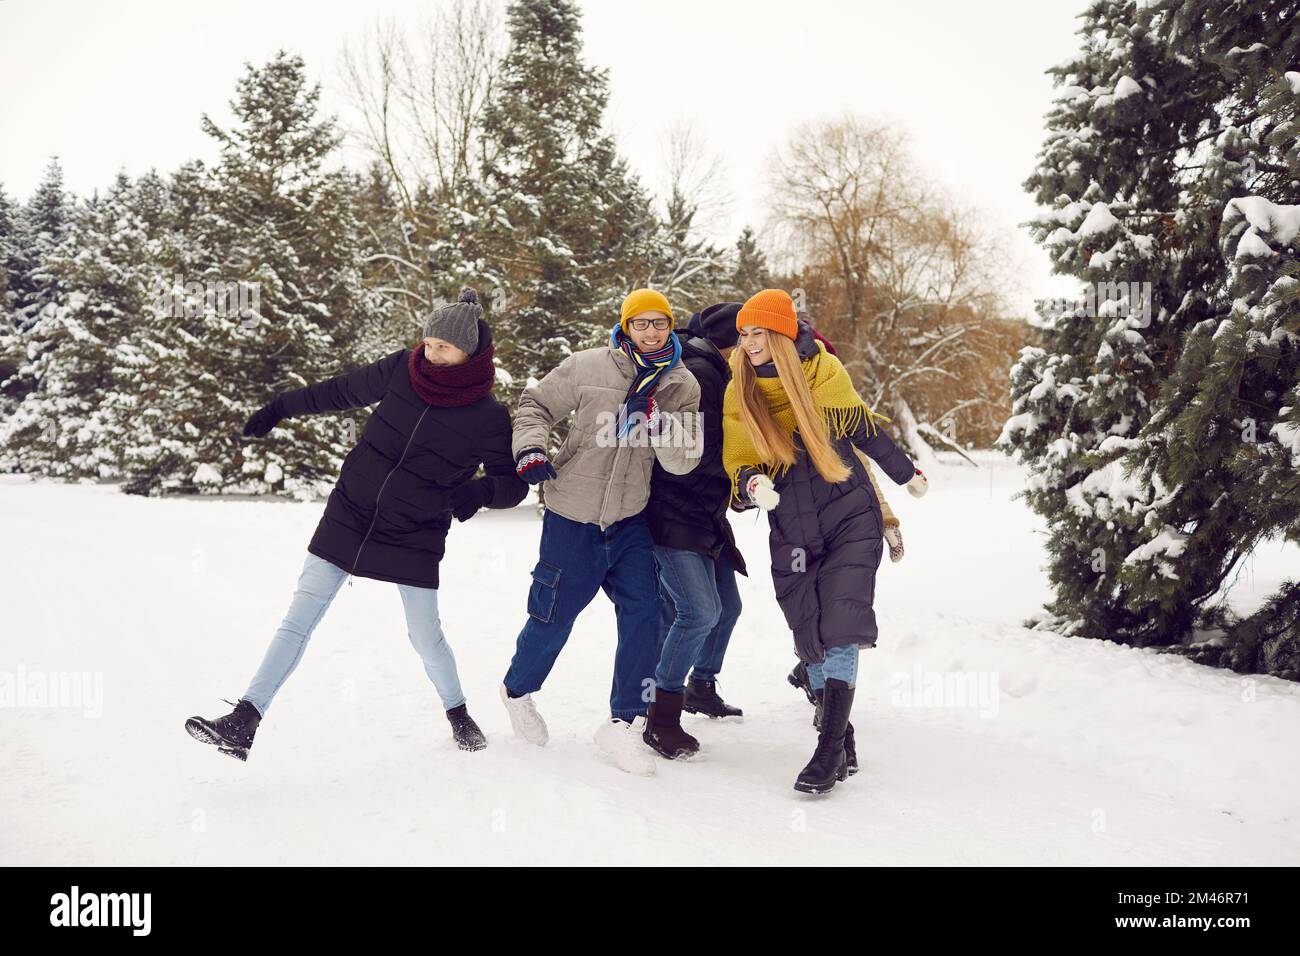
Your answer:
[407,339,496,407]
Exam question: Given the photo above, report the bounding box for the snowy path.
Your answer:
[2,455,1298,865]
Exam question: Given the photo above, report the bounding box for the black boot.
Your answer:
[684,677,743,719]
[643,689,700,759]
[794,678,854,794]
[185,699,262,761]
[813,687,824,730]
[787,661,817,705]
[844,720,859,775]
[446,704,487,751]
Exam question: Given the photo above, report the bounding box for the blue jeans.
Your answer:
[807,644,859,691]
[242,552,465,715]
[504,509,660,721]
[653,546,742,693]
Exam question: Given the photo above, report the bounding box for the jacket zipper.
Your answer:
[349,406,430,583]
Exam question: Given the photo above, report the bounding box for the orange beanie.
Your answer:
[737,289,798,340]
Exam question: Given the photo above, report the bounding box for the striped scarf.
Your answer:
[609,324,682,436]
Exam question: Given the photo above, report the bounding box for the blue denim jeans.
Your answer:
[653,546,742,693]
[806,644,860,691]
[504,509,660,721]
[241,552,465,715]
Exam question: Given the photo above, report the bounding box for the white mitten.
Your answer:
[906,468,929,498]
[746,473,781,511]
[884,524,904,563]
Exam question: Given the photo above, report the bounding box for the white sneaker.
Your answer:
[500,683,548,745]
[594,716,657,776]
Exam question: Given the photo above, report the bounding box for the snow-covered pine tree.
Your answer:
[121,52,377,496]
[1002,0,1300,677]
[0,160,71,426]
[16,159,70,336]
[1136,5,1300,676]
[0,172,168,479]
[412,173,501,357]
[729,225,772,300]
[350,161,409,356]
[480,0,658,391]
[1002,0,1191,643]
[0,184,24,417]
[648,185,732,316]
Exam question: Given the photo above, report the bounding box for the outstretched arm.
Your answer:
[847,414,916,486]
[244,349,407,437]
[279,349,407,417]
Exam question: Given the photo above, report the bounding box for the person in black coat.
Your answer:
[184,289,526,760]
[642,305,750,758]
[724,289,929,794]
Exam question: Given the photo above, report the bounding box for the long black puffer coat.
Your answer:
[644,329,747,576]
[734,329,915,662]
[276,321,526,588]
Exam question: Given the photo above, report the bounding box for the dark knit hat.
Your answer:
[687,302,743,351]
[422,287,482,354]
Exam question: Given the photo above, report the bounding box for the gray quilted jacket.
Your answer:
[512,342,702,529]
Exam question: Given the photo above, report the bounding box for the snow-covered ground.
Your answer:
[2,452,1298,865]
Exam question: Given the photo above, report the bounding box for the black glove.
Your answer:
[243,398,285,438]
[449,479,490,522]
[514,447,556,485]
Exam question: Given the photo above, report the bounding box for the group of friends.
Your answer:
[185,286,928,794]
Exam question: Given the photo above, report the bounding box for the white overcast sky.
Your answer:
[0,0,1087,314]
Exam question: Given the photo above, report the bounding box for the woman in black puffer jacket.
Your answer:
[723,290,929,795]
[184,290,526,761]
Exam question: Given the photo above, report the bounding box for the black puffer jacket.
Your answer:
[644,329,747,575]
[276,323,526,588]
[734,327,914,661]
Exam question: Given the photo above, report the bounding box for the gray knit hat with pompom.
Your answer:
[421,287,482,355]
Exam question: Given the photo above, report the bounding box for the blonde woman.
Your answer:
[723,290,928,793]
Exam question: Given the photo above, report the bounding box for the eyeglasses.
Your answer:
[629,318,672,331]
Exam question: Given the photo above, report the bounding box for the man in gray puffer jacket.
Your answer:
[500,289,702,775]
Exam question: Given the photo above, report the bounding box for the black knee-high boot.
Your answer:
[794,678,853,793]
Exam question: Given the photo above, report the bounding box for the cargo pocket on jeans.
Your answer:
[526,560,562,623]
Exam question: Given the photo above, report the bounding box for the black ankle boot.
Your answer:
[446,703,487,751]
[684,677,743,718]
[787,662,817,705]
[185,698,262,761]
[794,678,854,793]
[643,689,700,758]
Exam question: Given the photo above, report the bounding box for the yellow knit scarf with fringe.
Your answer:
[723,340,889,502]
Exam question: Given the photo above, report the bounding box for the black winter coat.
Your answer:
[644,330,747,575]
[276,328,526,589]
[734,328,914,662]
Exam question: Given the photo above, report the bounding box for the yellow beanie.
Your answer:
[620,288,673,331]
[737,288,798,341]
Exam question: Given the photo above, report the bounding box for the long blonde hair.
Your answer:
[729,334,851,484]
